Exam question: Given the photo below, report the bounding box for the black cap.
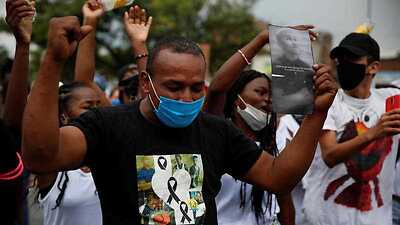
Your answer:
[330,33,380,61]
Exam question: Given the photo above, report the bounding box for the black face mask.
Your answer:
[336,61,367,91]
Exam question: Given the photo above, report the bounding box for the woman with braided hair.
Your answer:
[36,82,102,225]
[205,29,306,225]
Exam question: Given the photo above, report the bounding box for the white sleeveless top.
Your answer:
[39,169,102,225]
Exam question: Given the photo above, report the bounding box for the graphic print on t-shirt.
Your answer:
[324,119,393,211]
[137,154,205,224]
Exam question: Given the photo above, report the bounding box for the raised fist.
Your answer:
[312,64,338,113]
[6,0,36,44]
[46,16,92,62]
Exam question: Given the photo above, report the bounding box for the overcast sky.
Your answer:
[1,0,399,58]
[252,0,400,58]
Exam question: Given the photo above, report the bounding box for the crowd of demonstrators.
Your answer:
[20,0,337,221]
[6,0,400,225]
[205,28,308,225]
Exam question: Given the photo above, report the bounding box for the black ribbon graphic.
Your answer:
[167,177,180,204]
[180,201,192,223]
[157,156,167,170]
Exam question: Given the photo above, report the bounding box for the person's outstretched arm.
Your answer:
[74,0,102,83]
[124,5,152,98]
[206,25,316,116]
[74,0,110,106]
[22,17,92,173]
[3,0,35,130]
[243,64,338,194]
[205,30,269,115]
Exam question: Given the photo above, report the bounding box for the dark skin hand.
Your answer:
[4,0,35,130]
[124,5,153,98]
[74,0,110,106]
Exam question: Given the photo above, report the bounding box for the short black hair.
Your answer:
[147,36,206,76]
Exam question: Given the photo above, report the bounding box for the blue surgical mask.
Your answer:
[147,75,205,128]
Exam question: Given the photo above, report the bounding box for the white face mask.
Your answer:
[236,95,269,131]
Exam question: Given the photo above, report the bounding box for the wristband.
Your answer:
[0,152,24,181]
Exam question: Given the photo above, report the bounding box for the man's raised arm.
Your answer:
[22,17,92,173]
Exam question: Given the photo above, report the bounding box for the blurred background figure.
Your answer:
[112,63,139,105]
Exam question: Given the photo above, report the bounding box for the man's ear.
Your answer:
[140,71,151,95]
[368,61,380,75]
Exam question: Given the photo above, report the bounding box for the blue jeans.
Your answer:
[393,196,400,225]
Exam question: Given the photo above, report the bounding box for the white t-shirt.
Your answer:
[216,175,279,225]
[303,88,400,225]
[216,143,280,225]
[39,169,102,225]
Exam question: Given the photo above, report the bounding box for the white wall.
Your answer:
[252,0,400,58]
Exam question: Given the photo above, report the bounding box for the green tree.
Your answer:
[0,0,261,80]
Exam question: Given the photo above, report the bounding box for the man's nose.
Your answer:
[179,88,194,102]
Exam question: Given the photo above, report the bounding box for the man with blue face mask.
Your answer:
[22,16,337,225]
[303,33,400,225]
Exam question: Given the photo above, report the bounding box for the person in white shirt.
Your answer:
[213,70,288,225]
[37,82,103,225]
[303,32,400,225]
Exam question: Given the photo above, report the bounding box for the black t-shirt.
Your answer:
[71,101,262,225]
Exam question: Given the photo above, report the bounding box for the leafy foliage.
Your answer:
[1,0,261,80]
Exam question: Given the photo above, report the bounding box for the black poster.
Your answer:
[269,25,315,114]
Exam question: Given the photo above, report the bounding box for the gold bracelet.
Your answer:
[237,50,251,65]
